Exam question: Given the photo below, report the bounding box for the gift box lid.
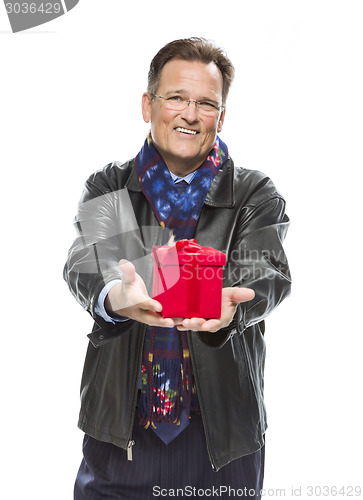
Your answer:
[152,239,226,266]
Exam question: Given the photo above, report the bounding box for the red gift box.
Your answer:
[152,239,226,318]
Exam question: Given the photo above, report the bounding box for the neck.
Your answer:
[158,152,207,177]
[168,164,201,177]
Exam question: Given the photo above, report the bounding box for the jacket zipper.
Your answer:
[187,331,217,471]
[127,439,135,461]
[125,324,146,462]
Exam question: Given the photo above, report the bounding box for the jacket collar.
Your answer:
[204,157,234,208]
[125,157,235,208]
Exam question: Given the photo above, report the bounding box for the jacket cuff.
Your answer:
[87,317,134,348]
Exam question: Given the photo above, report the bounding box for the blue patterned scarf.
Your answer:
[135,133,228,434]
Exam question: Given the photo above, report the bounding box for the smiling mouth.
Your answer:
[175,127,198,135]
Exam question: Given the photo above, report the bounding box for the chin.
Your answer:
[171,144,201,159]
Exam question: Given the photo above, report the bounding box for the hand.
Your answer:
[176,287,255,333]
[105,260,176,328]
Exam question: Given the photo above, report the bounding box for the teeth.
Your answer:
[176,127,197,135]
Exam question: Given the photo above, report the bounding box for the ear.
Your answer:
[142,92,152,123]
[217,108,226,133]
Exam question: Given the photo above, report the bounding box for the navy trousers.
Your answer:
[74,415,265,499]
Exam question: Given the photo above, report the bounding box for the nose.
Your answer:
[180,100,198,122]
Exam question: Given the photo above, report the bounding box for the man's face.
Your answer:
[142,58,225,176]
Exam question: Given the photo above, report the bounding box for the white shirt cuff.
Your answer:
[94,279,129,323]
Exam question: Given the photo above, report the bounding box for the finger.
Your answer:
[135,310,175,328]
[118,260,136,285]
[199,319,221,332]
[176,325,188,331]
[177,318,222,333]
[171,317,184,325]
[226,287,255,304]
[149,316,175,328]
[181,318,205,330]
[160,319,176,328]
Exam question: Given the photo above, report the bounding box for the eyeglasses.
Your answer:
[151,94,224,116]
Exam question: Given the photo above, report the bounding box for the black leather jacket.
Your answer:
[63,157,291,471]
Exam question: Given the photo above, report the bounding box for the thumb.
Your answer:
[118,259,136,285]
[138,297,163,313]
[226,287,255,305]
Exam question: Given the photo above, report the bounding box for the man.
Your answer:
[64,37,291,499]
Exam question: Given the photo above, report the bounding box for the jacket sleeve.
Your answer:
[231,192,291,331]
[197,176,291,348]
[63,163,145,345]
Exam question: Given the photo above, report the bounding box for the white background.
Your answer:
[1,1,362,498]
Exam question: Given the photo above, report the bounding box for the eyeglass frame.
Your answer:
[150,93,225,114]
